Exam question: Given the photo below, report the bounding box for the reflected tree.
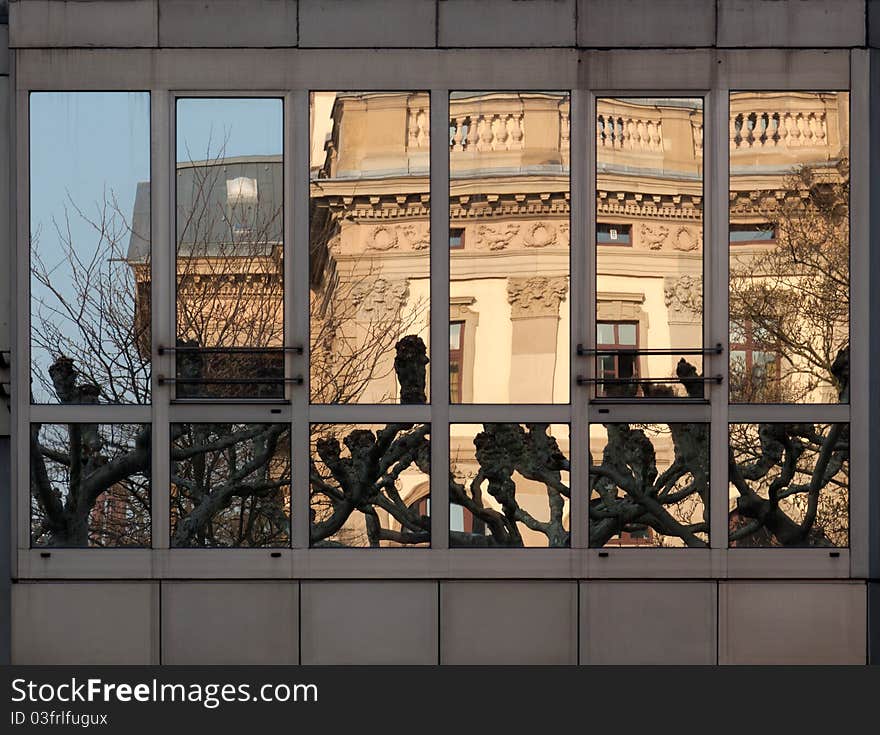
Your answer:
[587,357,848,548]
[30,420,151,547]
[171,423,291,547]
[730,159,849,402]
[449,423,570,548]
[29,143,426,546]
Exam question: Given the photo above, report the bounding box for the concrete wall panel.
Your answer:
[10,1,159,48]
[719,582,867,664]
[301,581,438,664]
[439,0,576,48]
[718,0,865,48]
[162,582,298,664]
[581,581,717,664]
[12,582,158,664]
[441,581,577,664]
[158,0,297,47]
[299,0,436,48]
[577,0,715,48]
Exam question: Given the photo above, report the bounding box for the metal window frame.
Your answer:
[10,47,862,581]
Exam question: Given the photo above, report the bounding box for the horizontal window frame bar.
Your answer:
[448,405,571,424]
[15,548,853,581]
[29,405,152,423]
[727,404,850,423]
[588,404,711,423]
[166,404,292,422]
[158,345,304,355]
[13,49,852,93]
[308,404,433,424]
[157,376,304,386]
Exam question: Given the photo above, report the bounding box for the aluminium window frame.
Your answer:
[9,47,866,582]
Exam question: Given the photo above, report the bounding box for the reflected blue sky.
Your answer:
[176,98,283,162]
[30,92,150,258]
[30,92,151,403]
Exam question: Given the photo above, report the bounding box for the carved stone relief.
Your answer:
[476,223,520,250]
[368,225,399,251]
[639,223,669,250]
[401,224,430,250]
[524,222,558,248]
[507,276,569,319]
[664,275,703,320]
[350,277,410,318]
[596,292,645,322]
[673,226,700,252]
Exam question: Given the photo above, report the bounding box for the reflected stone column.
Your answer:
[506,276,568,403]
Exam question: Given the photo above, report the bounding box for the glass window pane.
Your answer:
[596,323,615,345]
[730,223,776,242]
[597,355,615,377]
[617,323,637,345]
[31,423,151,547]
[310,423,431,547]
[597,222,632,245]
[729,423,849,547]
[450,91,570,404]
[449,322,462,349]
[175,98,284,399]
[450,423,570,548]
[171,423,290,547]
[310,92,430,404]
[30,92,151,405]
[589,423,709,547]
[597,98,704,398]
[729,92,849,404]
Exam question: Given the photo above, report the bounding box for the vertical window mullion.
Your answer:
[291,90,310,551]
[152,90,173,550]
[14,88,30,561]
[848,52,870,578]
[708,88,730,555]
[571,88,590,551]
[430,90,451,551]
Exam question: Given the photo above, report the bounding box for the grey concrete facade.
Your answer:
[2,1,874,50]
[2,0,880,665]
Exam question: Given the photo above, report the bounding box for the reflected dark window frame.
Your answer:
[595,320,640,398]
[449,321,465,403]
[730,318,782,403]
[597,222,632,246]
[729,222,777,245]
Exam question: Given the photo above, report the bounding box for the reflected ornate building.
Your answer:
[122,90,849,550]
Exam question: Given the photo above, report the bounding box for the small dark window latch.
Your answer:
[270,552,282,558]
[829,551,840,558]
[597,551,609,558]
[40,552,51,559]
